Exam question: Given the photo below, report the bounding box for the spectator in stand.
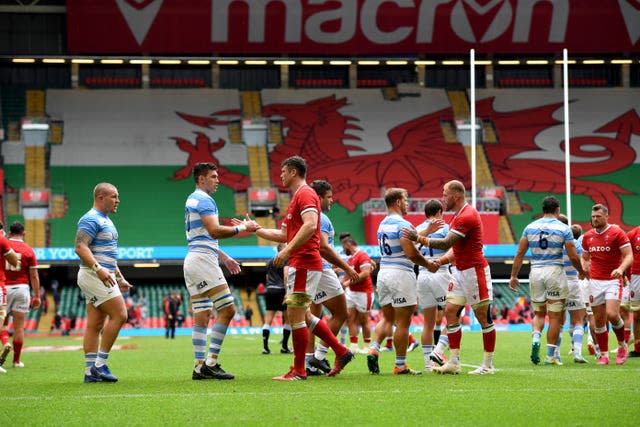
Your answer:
[245,306,254,326]
[163,292,180,339]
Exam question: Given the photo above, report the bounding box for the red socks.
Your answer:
[13,340,23,363]
[292,327,309,374]
[313,319,347,356]
[482,329,496,353]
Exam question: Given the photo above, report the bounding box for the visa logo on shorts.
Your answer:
[196,281,208,290]
[548,291,560,297]
[393,297,407,304]
[314,290,327,300]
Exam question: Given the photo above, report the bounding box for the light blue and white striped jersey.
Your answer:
[377,214,414,272]
[320,212,334,270]
[563,233,583,277]
[416,220,450,273]
[77,208,119,272]
[522,217,573,268]
[185,189,219,256]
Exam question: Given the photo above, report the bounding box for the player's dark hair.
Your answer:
[384,188,406,208]
[192,162,218,183]
[281,156,307,178]
[424,199,444,217]
[571,224,582,240]
[339,232,352,241]
[9,221,25,235]
[342,236,357,246]
[310,180,332,198]
[592,203,609,214]
[542,196,560,214]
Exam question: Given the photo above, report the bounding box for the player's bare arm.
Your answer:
[29,267,41,309]
[509,236,529,292]
[319,231,359,284]
[416,219,445,237]
[611,245,633,279]
[565,241,588,280]
[218,249,241,275]
[115,267,133,292]
[74,230,116,287]
[400,236,437,271]
[274,210,317,267]
[203,214,259,239]
[401,227,461,251]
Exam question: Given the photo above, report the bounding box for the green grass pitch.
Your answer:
[1,332,638,426]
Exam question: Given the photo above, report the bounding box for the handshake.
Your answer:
[231,214,262,234]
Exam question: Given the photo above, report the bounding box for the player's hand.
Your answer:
[345,267,360,284]
[401,227,418,242]
[118,279,133,293]
[508,277,519,293]
[578,270,589,281]
[426,260,439,273]
[274,247,290,267]
[30,295,41,309]
[97,268,117,287]
[610,268,624,279]
[424,219,445,235]
[340,278,350,289]
[224,258,242,275]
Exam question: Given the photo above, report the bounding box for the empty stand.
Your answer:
[247,145,270,188]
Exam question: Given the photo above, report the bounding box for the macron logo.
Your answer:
[115,0,164,46]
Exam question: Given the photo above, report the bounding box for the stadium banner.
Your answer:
[66,0,640,54]
[33,244,518,262]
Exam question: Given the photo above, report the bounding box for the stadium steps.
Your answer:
[507,191,523,215]
[482,120,498,143]
[268,120,283,144]
[382,86,399,101]
[498,216,515,244]
[247,145,271,188]
[37,291,56,332]
[447,90,470,121]
[26,89,45,117]
[239,289,260,326]
[227,120,243,144]
[256,217,276,246]
[462,145,494,187]
[25,218,46,248]
[241,91,262,119]
[234,192,248,216]
[441,121,458,143]
[25,146,46,189]
[278,192,290,213]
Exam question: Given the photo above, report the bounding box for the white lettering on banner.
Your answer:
[211,0,572,45]
[305,0,357,44]
[618,0,640,45]
[118,247,154,259]
[115,0,165,45]
[47,248,80,260]
[212,0,303,43]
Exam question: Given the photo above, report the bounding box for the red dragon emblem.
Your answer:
[174,95,639,230]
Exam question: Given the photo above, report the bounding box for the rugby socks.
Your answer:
[395,355,406,369]
[434,335,449,355]
[624,328,631,344]
[314,344,329,361]
[369,341,381,353]
[262,324,270,351]
[385,337,393,349]
[422,344,434,365]
[339,325,348,345]
[309,315,348,356]
[555,334,562,358]
[95,350,109,368]
[447,324,462,364]
[612,318,625,345]
[192,324,207,367]
[532,330,541,345]
[84,352,97,375]
[482,325,496,353]
[572,325,584,356]
[206,323,227,366]
[350,335,359,345]
[594,326,609,355]
[546,344,557,358]
[433,325,442,345]
[291,321,309,374]
[12,340,23,364]
[0,330,8,346]
[282,324,291,349]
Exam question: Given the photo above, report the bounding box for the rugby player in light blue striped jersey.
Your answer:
[509,196,587,366]
[184,162,260,380]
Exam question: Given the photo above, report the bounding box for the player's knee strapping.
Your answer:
[210,290,235,311]
[532,301,547,311]
[191,297,213,313]
[547,301,564,312]
[285,292,312,308]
